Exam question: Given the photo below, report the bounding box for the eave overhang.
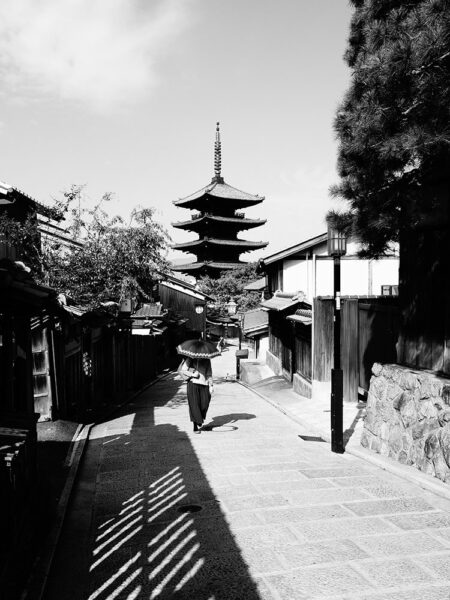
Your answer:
[171,261,245,273]
[174,180,264,209]
[172,238,268,252]
[172,214,266,231]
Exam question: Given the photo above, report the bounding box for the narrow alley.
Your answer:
[44,350,450,600]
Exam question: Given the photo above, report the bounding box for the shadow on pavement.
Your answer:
[45,375,265,600]
[202,413,256,432]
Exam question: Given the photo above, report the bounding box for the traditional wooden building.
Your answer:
[171,123,267,278]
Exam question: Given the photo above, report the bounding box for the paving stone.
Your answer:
[300,467,372,478]
[223,493,289,512]
[356,558,437,587]
[344,497,434,516]
[432,527,450,544]
[349,585,450,600]
[330,476,382,487]
[359,483,411,498]
[420,552,450,580]
[259,504,353,524]
[224,510,263,528]
[240,547,285,575]
[266,564,373,598]
[233,524,300,549]
[353,531,447,557]
[245,462,313,472]
[211,483,259,498]
[256,478,335,493]
[45,364,450,600]
[278,538,368,567]
[286,487,371,506]
[387,511,450,530]
[291,516,397,540]
[227,471,306,484]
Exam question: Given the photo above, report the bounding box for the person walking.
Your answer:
[179,357,214,433]
[176,337,220,434]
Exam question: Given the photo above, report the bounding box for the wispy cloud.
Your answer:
[0,0,193,112]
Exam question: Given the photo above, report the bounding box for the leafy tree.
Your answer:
[330,0,450,256]
[1,185,171,308]
[44,187,170,307]
[197,263,261,315]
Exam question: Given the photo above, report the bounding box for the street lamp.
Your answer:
[194,301,206,339]
[226,299,237,316]
[328,225,347,454]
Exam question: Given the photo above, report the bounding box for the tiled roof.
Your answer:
[172,214,266,229]
[171,261,245,272]
[261,232,328,266]
[0,179,63,220]
[174,180,264,207]
[242,308,268,334]
[172,238,268,250]
[132,303,164,318]
[261,291,307,312]
[286,308,313,325]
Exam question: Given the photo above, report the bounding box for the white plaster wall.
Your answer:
[341,259,370,295]
[283,259,308,294]
[258,335,269,361]
[315,260,334,296]
[371,259,399,295]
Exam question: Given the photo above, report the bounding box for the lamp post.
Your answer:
[328,226,347,454]
[194,302,206,339]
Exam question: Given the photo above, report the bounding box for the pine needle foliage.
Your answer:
[330,0,450,256]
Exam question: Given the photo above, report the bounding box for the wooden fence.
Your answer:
[314,297,400,401]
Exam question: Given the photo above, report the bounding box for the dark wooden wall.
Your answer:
[313,298,334,384]
[159,283,205,334]
[293,323,312,382]
[314,297,400,401]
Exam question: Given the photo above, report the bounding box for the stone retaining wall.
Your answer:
[362,363,450,482]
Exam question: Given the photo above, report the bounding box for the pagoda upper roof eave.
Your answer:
[172,238,268,251]
[171,215,267,230]
[171,261,246,273]
[173,180,264,208]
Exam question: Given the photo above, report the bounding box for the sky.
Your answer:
[0,0,353,263]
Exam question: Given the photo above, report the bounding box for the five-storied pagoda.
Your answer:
[171,123,267,278]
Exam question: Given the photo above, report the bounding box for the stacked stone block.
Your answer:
[362,363,450,482]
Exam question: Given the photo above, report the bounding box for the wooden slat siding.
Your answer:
[269,312,282,358]
[341,299,359,402]
[159,284,205,333]
[313,298,334,382]
[294,323,312,381]
[358,301,400,392]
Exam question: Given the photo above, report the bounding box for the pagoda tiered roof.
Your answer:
[171,123,267,278]
[172,213,266,232]
[172,237,268,252]
[171,261,245,274]
[173,180,264,210]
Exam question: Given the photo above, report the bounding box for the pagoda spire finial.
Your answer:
[213,122,223,183]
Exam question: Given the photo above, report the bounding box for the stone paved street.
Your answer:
[45,353,450,600]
